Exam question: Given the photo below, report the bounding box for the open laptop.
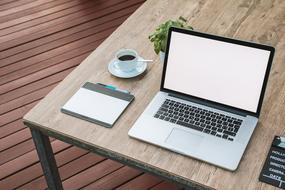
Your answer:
[128,27,275,171]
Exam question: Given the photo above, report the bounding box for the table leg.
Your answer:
[30,128,63,190]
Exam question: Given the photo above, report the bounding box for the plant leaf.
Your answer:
[149,16,194,54]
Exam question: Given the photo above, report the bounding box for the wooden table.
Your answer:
[23,0,285,189]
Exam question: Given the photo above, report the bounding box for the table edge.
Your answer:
[23,119,212,190]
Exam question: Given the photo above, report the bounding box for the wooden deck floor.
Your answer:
[0,0,183,189]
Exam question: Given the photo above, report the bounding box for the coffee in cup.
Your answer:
[114,49,139,72]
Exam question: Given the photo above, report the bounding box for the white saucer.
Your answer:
[108,56,147,78]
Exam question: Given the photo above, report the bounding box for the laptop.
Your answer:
[128,27,275,171]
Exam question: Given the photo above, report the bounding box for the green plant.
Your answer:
[148,16,193,54]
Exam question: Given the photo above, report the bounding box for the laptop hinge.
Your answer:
[168,93,247,117]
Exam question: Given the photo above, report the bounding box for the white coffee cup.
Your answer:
[114,49,139,72]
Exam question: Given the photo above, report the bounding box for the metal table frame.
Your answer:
[26,122,208,190]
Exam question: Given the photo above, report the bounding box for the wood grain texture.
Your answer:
[0,0,181,189]
[24,0,285,189]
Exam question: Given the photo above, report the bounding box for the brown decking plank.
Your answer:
[115,174,163,190]
[0,0,145,50]
[0,128,31,152]
[0,140,70,180]
[0,83,57,115]
[0,52,90,95]
[0,146,89,189]
[150,181,183,190]
[0,119,23,138]
[0,14,128,74]
[62,159,124,190]
[0,0,95,37]
[18,153,106,190]
[0,101,38,127]
[0,0,55,18]
[0,26,113,76]
[0,67,74,105]
[0,0,19,7]
[0,0,125,45]
[81,166,143,190]
[0,138,55,166]
[0,0,90,31]
[0,0,35,11]
[0,3,137,59]
[0,139,34,166]
[0,0,75,24]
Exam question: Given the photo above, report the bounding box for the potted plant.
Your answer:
[148,16,193,62]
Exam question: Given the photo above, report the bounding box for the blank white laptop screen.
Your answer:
[164,31,271,113]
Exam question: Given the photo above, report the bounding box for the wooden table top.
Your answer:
[24,0,285,189]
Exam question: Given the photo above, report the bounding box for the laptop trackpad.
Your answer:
[165,128,203,152]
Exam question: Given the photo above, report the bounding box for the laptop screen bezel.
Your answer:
[160,27,275,117]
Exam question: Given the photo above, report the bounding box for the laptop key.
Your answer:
[223,130,236,136]
[170,119,176,123]
[217,128,223,133]
[222,134,228,139]
[164,117,170,121]
[233,120,242,125]
[228,138,234,141]
[160,107,168,112]
[176,121,203,131]
[204,129,211,134]
[210,131,217,135]
[234,124,240,129]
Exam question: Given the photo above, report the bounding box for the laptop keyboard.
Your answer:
[154,99,243,141]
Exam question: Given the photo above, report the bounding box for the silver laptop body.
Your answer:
[129,27,274,171]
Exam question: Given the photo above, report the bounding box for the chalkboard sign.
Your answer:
[259,136,285,189]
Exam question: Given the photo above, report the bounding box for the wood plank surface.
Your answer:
[0,0,181,189]
[22,0,285,189]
